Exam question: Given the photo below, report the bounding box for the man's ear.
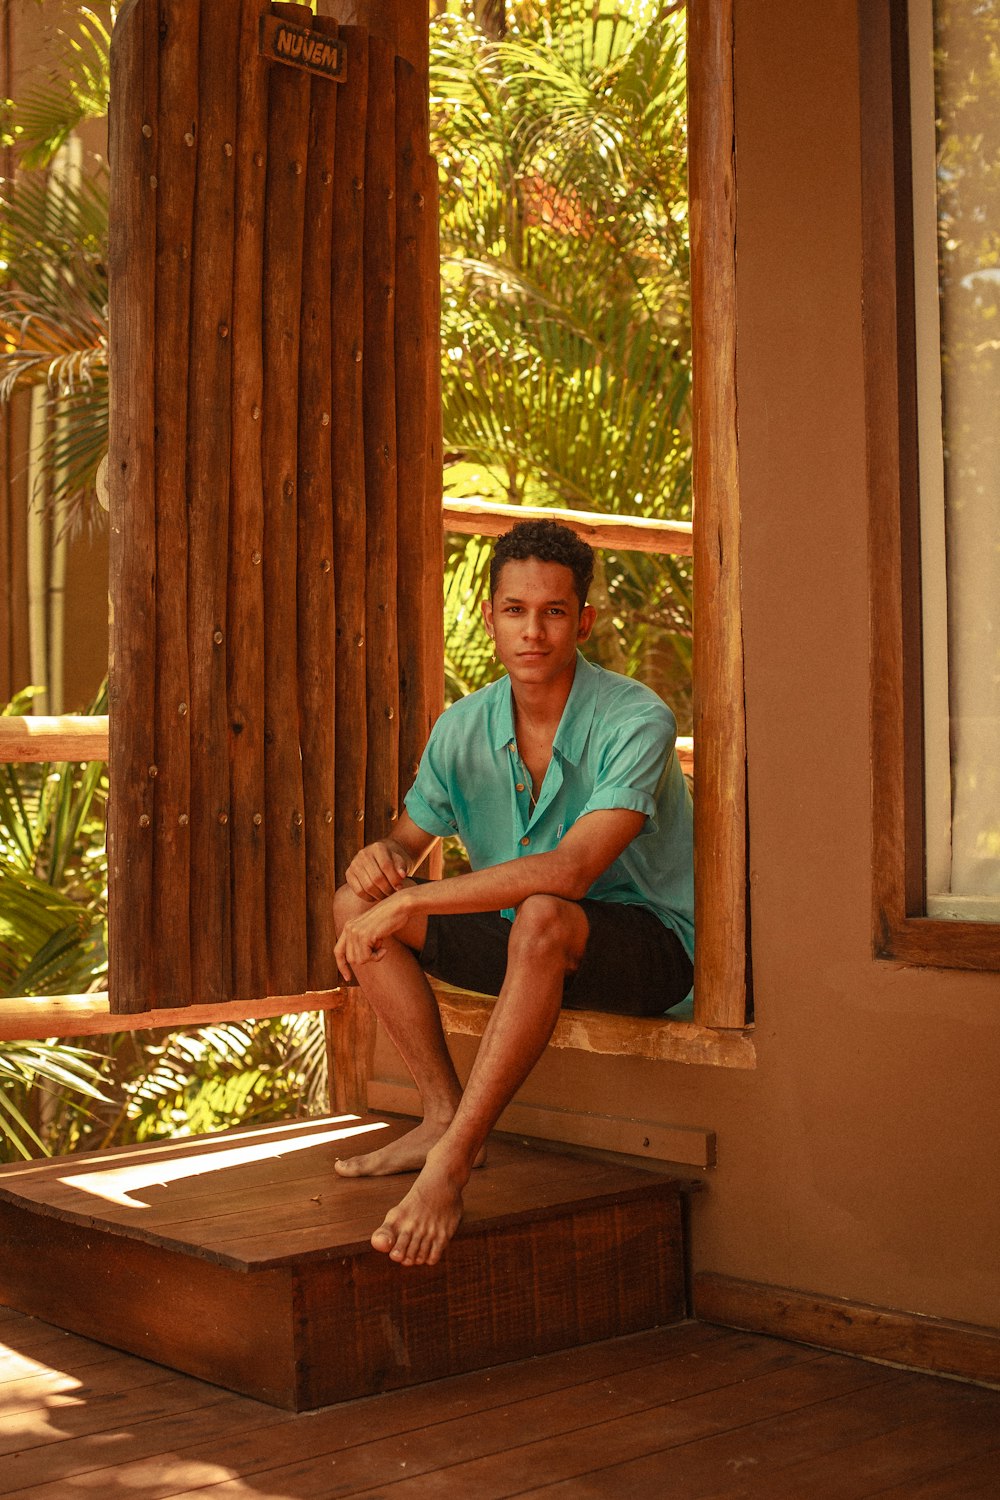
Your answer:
[481,597,494,637]
[577,603,597,643]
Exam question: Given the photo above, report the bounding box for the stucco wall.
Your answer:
[377,0,1000,1331]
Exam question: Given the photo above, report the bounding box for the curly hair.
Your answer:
[489,520,594,610]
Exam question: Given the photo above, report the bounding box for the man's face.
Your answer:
[481,558,596,689]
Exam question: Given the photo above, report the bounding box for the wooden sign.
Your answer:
[259,15,346,82]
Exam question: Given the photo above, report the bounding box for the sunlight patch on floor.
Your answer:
[57,1119,389,1208]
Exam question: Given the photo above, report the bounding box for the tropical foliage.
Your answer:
[434,0,692,722]
[0,6,111,531]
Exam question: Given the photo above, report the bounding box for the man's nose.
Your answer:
[522,613,545,637]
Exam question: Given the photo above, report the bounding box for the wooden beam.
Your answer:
[433,985,756,1069]
[0,716,109,762]
[0,990,349,1041]
[443,498,693,557]
[0,723,691,775]
[688,0,748,1028]
[694,1272,1000,1387]
[369,1079,717,1167]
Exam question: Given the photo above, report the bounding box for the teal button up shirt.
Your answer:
[404,653,694,959]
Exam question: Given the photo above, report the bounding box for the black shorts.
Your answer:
[418,900,693,1018]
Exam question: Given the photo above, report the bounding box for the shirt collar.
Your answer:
[488,652,600,764]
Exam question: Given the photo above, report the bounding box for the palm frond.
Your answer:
[11,7,113,169]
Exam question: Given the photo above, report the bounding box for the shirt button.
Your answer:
[516,783,525,792]
[520,836,530,846]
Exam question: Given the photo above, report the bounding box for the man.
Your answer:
[333,520,693,1268]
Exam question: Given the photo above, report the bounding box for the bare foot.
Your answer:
[334,1118,485,1179]
[370,1145,469,1266]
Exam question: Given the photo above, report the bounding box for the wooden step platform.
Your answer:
[0,1115,690,1411]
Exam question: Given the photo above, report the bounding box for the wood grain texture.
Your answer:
[0,716,108,761]
[368,1079,717,1166]
[149,0,197,1006]
[107,0,158,1011]
[297,1191,684,1407]
[0,1203,299,1408]
[421,162,446,823]
[0,1120,688,1410]
[444,498,694,556]
[694,1272,1000,1387]
[296,13,340,990]
[394,56,431,809]
[227,0,272,1001]
[432,983,756,1068]
[185,0,241,1004]
[362,33,400,838]
[0,991,347,1041]
[325,992,377,1114]
[330,27,369,880]
[261,7,311,995]
[687,0,748,1028]
[2,1315,998,1498]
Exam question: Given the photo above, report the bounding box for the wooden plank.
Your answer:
[0,1126,685,1269]
[432,984,756,1069]
[297,1192,684,1407]
[330,25,369,879]
[0,990,347,1041]
[362,33,400,837]
[394,56,431,810]
[444,498,694,557]
[296,13,340,990]
[0,1324,727,1499]
[107,0,158,1013]
[162,1336,832,1496]
[0,720,692,777]
[0,1388,277,1493]
[185,0,241,1005]
[476,1369,967,1500]
[368,1080,716,1166]
[227,0,272,1002]
[734,1392,1000,1498]
[326,992,377,1114]
[873,1449,1000,1498]
[693,1273,1000,1386]
[0,1349,180,1422]
[0,716,108,761]
[0,1202,300,1408]
[687,0,747,1029]
[421,160,446,838]
[150,0,198,1008]
[260,1,312,996]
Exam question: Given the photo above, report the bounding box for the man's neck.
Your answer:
[510,657,578,737]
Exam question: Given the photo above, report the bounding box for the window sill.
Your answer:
[432,983,757,1069]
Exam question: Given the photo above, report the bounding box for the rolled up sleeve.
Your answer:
[577,705,676,832]
[404,721,459,838]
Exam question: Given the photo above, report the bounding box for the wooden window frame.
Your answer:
[861,0,1000,971]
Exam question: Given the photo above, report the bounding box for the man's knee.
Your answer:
[509,895,588,971]
[333,881,366,935]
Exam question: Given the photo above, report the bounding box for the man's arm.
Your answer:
[344,810,441,902]
[335,806,644,979]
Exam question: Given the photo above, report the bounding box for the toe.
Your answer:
[371,1221,396,1254]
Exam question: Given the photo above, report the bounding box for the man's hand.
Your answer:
[335,889,412,981]
[345,838,411,902]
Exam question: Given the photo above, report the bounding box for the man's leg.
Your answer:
[331,882,468,1178]
[369,893,589,1267]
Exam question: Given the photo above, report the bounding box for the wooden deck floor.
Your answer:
[2,1305,999,1498]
